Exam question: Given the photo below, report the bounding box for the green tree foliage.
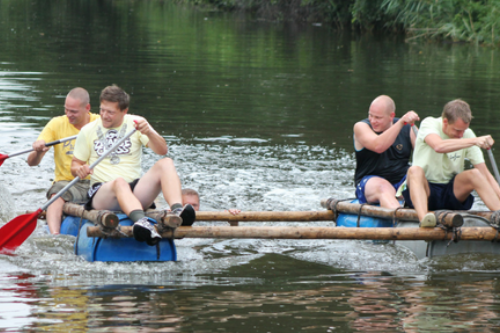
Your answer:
[182,0,500,45]
[383,0,500,44]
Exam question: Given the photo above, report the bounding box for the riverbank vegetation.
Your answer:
[184,0,500,45]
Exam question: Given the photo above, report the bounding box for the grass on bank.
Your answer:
[182,0,500,45]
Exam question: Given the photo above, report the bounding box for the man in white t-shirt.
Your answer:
[71,85,195,246]
[403,99,500,227]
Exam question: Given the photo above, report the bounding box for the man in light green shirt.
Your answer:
[403,99,500,227]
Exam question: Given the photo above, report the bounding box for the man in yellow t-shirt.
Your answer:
[27,88,99,235]
[71,85,195,246]
[403,99,500,228]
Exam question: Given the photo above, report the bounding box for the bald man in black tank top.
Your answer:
[353,95,419,209]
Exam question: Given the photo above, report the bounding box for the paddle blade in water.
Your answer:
[0,209,41,254]
[0,154,8,166]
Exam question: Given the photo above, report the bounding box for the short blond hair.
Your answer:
[182,188,199,198]
[442,99,472,124]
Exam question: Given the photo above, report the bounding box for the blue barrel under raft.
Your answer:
[60,214,177,262]
[335,199,395,228]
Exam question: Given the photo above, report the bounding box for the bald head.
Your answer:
[370,95,396,116]
[67,87,90,106]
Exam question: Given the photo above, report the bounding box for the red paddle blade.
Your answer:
[0,209,41,254]
[0,154,8,167]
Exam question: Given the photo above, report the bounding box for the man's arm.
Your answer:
[474,162,500,199]
[354,111,419,153]
[27,140,49,166]
[71,157,92,179]
[425,134,493,154]
[134,117,168,155]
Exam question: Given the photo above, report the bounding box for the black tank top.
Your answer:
[354,118,412,185]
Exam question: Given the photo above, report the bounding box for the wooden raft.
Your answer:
[56,201,500,242]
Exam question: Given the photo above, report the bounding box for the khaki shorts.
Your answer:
[46,180,91,204]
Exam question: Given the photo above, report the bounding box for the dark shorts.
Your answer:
[47,180,90,204]
[355,175,406,204]
[402,175,474,211]
[84,178,156,210]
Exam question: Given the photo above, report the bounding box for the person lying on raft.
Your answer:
[403,99,500,227]
[181,188,241,215]
[71,85,195,246]
[353,95,419,209]
[27,87,99,235]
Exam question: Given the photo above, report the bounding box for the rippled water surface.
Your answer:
[2,0,500,331]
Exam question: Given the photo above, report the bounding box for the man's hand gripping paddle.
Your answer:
[0,135,78,167]
[0,129,137,254]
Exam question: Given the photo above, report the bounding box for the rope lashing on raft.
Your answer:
[357,203,367,228]
[392,207,405,227]
[433,211,461,246]
[325,197,356,223]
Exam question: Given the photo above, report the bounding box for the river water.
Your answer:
[1,0,500,331]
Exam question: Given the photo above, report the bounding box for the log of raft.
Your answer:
[86,225,500,241]
[194,211,334,221]
[60,204,336,223]
[61,203,182,228]
[321,198,500,227]
[62,203,119,228]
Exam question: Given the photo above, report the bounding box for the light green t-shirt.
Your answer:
[412,116,484,184]
[73,114,149,185]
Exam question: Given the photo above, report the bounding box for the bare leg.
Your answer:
[46,196,65,235]
[363,177,401,209]
[454,169,500,211]
[406,166,431,221]
[91,178,143,215]
[133,158,182,208]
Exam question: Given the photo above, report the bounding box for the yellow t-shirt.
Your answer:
[412,116,484,184]
[38,113,99,182]
[73,115,149,185]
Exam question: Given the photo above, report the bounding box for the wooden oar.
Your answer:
[0,135,78,166]
[0,128,137,254]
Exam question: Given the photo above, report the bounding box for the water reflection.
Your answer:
[2,254,500,331]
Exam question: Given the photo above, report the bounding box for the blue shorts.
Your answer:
[355,175,407,204]
[402,175,474,211]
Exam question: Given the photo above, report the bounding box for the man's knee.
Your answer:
[364,179,394,200]
[460,168,487,186]
[465,168,482,179]
[407,166,425,180]
[110,178,131,192]
[154,158,176,171]
[377,182,396,194]
[366,179,393,195]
